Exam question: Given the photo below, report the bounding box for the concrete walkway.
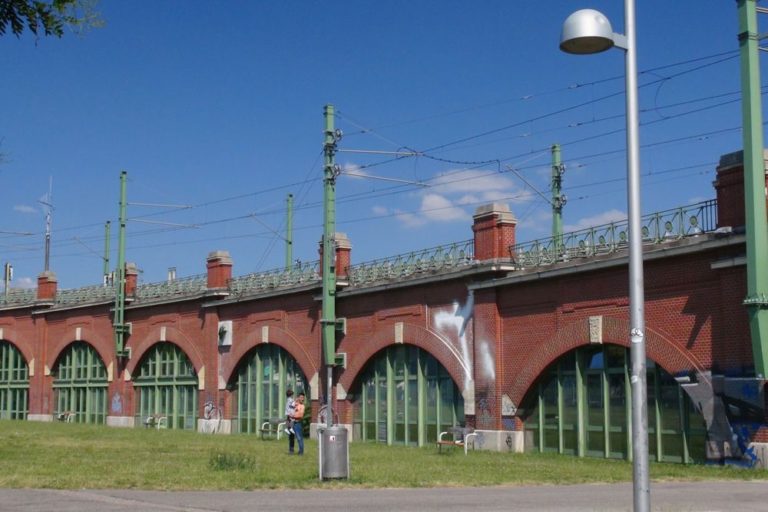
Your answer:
[1,481,765,512]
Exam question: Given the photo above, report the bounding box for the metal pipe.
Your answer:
[624,1,650,510]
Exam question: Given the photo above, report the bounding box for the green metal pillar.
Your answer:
[114,171,129,358]
[285,194,294,271]
[738,0,768,376]
[551,144,565,250]
[103,220,111,282]
[322,104,339,425]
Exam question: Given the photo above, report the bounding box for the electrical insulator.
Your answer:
[333,164,342,177]
[334,128,343,142]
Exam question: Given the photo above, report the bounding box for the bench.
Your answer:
[436,427,477,455]
[260,418,287,440]
[144,414,167,430]
[57,411,76,423]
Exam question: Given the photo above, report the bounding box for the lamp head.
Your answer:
[560,9,615,55]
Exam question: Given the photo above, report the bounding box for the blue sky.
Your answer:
[0,0,760,290]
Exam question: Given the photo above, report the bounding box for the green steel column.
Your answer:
[114,171,128,358]
[285,194,294,271]
[738,0,768,377]
[551,144,565,248]
[103,221,111,281]
[322,104,338,426]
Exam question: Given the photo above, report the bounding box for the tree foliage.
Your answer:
[0,0,100,38]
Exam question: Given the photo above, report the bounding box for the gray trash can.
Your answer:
[318,425,349,480]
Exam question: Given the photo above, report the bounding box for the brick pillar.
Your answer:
[36,271,57,302]
[207,251,233,289]
[713,150,768,229]
[472,288,502,431]
[472,203,517,260]
[336,233,351,280]
[318,233,351,279]
[125,263,138,297]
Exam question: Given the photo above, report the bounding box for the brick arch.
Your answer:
[0,328,34,367]
[125,326,204,376]
[508,315,708,407]
[47,327,111,373]
[221,324,316,387]
[339,322,470,394]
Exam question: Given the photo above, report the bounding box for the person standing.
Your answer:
[288,392,305,455]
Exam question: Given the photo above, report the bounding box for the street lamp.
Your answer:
[561,4,650,512]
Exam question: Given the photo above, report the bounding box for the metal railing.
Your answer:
[510,200,718,269]
[346,239,474,286]
[228,260,321,297]
[134,273,208,301]
[0,288,37,306]
[57,284,116,305]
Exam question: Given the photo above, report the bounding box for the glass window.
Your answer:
[53,342,107,424]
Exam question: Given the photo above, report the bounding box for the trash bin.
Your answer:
[318,425,349,480]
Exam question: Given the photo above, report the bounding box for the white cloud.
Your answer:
[14,204,37,214]
[15,277,35,289]
[564,209,627,232]
[420,194,468,222]
[371,205,389,216]
[430,169,516,196]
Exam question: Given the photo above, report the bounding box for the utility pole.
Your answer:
[551,144,566,250]
[318,103,349,480]
[738,0,768,377]
[285,193,294,270]
[3,262,11,298]
[322,104,339,425]
[113,171,129,358]
[103,221,111,285]
[40,177,53,272]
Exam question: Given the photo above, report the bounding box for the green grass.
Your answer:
[0,420,765,490]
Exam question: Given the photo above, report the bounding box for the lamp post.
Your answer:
[560,4,649,512]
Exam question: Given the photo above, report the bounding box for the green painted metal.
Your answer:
[228,260,320,297]
[133,343,197,430]
[551,144,564,248]
[347,239,474,286]
[353,345,464,446]
[103,220,111,280]
[0,341,28,420]
[322,104,339,371]
[286,193,294,271]
[523,346,706,463]
[135,273,207,300]
[738,0,768,377]
[232,344,307,434]
[114,171,129,358]
[52,341,107,424]
[511,200,717,269]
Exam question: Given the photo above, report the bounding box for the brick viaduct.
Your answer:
[0,151,766,460]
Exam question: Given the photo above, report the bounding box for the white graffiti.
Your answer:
[478,340,495,381]
[433,291,474,388]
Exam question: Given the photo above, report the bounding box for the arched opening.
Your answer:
[133,343,198,430]
[52,341,107,424]
[230,344,307,435]
[351,344,463,446]
[520,344,707,463]
[0,340,28,420]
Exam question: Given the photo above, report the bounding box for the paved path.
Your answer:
[1,481,765,511]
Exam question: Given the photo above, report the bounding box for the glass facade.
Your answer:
[352,345,464,446]
[231,344,307,434]
[134,343,198,430]
[52,341,108,424]
[0,341,28,420]
[523,345,707,463]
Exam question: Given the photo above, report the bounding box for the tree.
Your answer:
[0,0,100,38]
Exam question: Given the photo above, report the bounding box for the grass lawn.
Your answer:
[0,420,766,490]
